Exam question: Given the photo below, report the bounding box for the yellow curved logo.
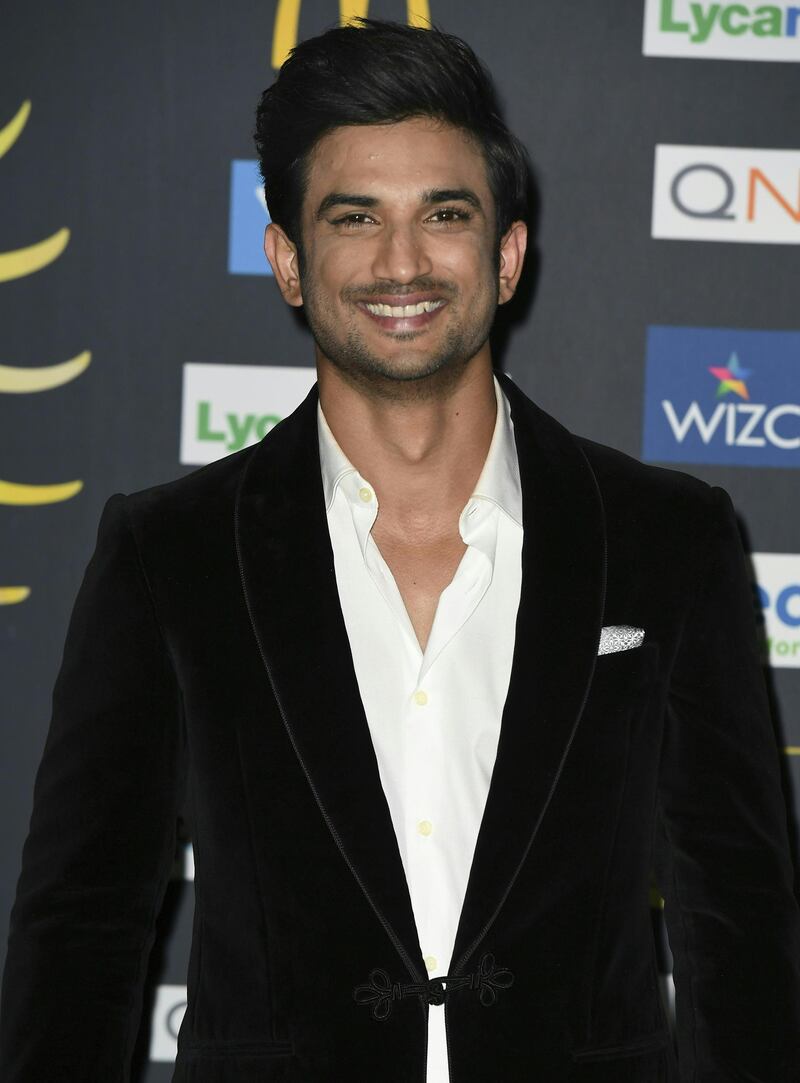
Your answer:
[272,0,431,69]
[0,478,83,506]
[0,227,70,284]
[0,101,31,160]
[0,350,91,393]
[2,101,85,605]
[0,586,31,605]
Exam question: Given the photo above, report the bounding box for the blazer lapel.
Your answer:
[234,384,426,984]
[448,373,607,976]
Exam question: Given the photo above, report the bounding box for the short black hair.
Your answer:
[254,18,531,250]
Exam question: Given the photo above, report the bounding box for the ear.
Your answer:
[264,222,303,306]
[497,220,528,304]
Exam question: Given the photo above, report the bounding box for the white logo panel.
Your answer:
[643,0,800,61]
[752,552,800,668]
[652,145,800,244]
[180,363,317,465]
[149,984,187,1062]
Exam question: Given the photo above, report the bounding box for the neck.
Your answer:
[317,353,497,533]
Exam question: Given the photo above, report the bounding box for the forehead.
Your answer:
[304,117,491,205]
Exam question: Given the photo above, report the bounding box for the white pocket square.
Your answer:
[597,625,645,655]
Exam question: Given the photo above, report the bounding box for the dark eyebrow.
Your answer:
[315,187,484,220]
[315,193,378,219]
[422,188,483,212]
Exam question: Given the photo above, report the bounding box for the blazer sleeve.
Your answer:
[0,493,186,1082]
[655,484,800,1082]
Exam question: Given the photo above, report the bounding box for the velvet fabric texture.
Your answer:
[1,374,799,1082]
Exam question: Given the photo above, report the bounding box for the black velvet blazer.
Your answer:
[2,374,799,1082]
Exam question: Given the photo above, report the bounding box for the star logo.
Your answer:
[708,352,751,401]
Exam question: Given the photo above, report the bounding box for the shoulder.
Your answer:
[501,370,723,526]
[119,382,320,528]
[573,434,733,556]
[125,442,255,514]
[113,443,259,555]
[577,435,716,507]
[500,372,729,547]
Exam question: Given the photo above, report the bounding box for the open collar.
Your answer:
[317,374,522,529]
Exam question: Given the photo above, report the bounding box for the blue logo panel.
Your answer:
[228,159,272,275]
[642,326,800,468]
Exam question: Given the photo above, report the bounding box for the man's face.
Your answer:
[269,117,523,397]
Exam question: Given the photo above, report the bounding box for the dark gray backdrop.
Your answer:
[2,3,798,1078]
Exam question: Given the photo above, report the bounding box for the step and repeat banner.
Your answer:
[1,1,798,1077]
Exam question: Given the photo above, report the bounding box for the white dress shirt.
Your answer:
[317,375,523,1083]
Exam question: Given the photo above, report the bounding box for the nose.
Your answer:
[370,223,433,284]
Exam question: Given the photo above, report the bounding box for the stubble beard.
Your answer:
[301,275,499,403]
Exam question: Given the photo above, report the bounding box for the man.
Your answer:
[1,17,799,1083]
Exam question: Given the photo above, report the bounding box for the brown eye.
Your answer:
[430,207,471,224]
[333,213,374,228]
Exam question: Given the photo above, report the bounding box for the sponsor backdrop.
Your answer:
[1,1,798,1077]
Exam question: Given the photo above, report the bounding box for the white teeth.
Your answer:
[364,300,444,318]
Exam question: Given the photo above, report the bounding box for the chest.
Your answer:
[371,526,468,651]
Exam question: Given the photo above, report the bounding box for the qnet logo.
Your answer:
[642,326,800,468]
[149,985,187,1061]
[652,146,800,244]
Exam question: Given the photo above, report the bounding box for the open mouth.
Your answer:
[356,297,448,332]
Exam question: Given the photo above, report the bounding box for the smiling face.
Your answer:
[265,117,527,399]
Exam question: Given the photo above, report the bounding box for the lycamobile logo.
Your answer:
[643,0,800,60]
[180,363,316,466]
[196,401,280,452]
[661,1,798,42]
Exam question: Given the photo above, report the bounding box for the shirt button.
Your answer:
[424,955,438,972]
[413,689,428,706]
[417,820,433,836]
[358,486,373,502]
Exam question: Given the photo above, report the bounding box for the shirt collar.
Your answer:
[318,405,357,513]
[469,374,522,528]
[317,373,522,528]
